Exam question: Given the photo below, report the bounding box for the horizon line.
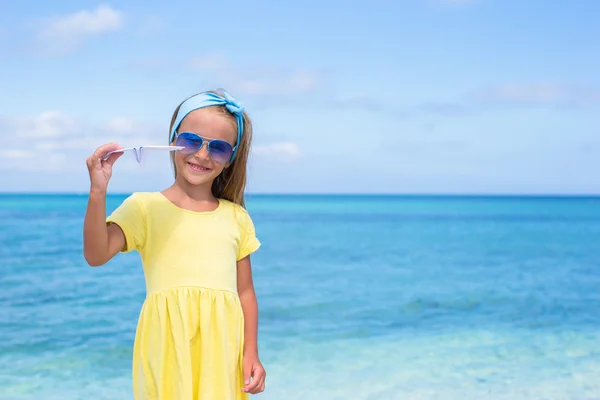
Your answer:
[1,191,600,198]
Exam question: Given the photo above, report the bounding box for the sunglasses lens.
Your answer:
[175,132,203,154]
[208,140,234,164]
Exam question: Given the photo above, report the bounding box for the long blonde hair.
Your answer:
[168,89,253,208]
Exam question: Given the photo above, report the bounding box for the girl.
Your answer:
[83,89,266,399]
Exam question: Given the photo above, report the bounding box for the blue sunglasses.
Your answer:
[174,132,236,165]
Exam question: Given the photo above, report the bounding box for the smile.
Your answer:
[187,162,212,173]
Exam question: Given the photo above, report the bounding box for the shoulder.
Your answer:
[117,191,162,214]
[220,199,251,216]
[128,191,168,205]
[129,191,160,200]
[219,199,255,228]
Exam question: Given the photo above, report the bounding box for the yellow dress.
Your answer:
[106,192,260,400]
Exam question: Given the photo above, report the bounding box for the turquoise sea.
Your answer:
[1,194,599,399]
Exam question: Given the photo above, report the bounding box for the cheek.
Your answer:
[213,164,226,174]
[175,152,188,164]
[173,153,188,171]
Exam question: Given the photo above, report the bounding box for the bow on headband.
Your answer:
[170,91,245,162]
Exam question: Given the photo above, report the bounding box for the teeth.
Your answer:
[189,162,209,171]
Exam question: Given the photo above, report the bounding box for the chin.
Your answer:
[181,171,217,186]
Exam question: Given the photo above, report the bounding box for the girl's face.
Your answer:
[172,108,237,188]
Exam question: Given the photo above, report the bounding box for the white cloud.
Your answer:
[254,142,301,161]
[403,82,600,116]
[188,54,320,96]
[107,117,137,134]
[6,111,78,138]
[0,149,67,171]
[236,70,319,95]
[0,150,30,159]
[473,83,564,103]
[37,5,124,55]
[0,111,301,172]
[106,117,168,142]
[0,111,165,171]
[470,82,600,107]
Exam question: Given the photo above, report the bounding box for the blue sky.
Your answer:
[1,0,598,194]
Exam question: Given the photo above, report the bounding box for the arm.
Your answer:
[238,255,259,355]
[237,255,266,394]
[83,142,125,266]
[83,190,126,266]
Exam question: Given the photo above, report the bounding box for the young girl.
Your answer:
[83,89,266,399]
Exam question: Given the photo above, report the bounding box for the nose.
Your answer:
[194,141,210,160]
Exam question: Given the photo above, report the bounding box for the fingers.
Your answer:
[95,142,122,158]
[251,374,266,394]
[94,142,122,161]
[242,365,266,394]
[105,151,123,166]
[248,373,265,394]
[243,360,252,386]
[87,142,122,170]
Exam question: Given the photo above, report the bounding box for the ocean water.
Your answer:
[1,194,599,399]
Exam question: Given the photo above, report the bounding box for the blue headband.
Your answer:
[170,91,245,161]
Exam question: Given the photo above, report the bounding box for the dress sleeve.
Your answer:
[235,205,261,261]
[106,193,147,253]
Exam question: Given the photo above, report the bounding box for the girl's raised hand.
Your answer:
[86,142,123,193]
